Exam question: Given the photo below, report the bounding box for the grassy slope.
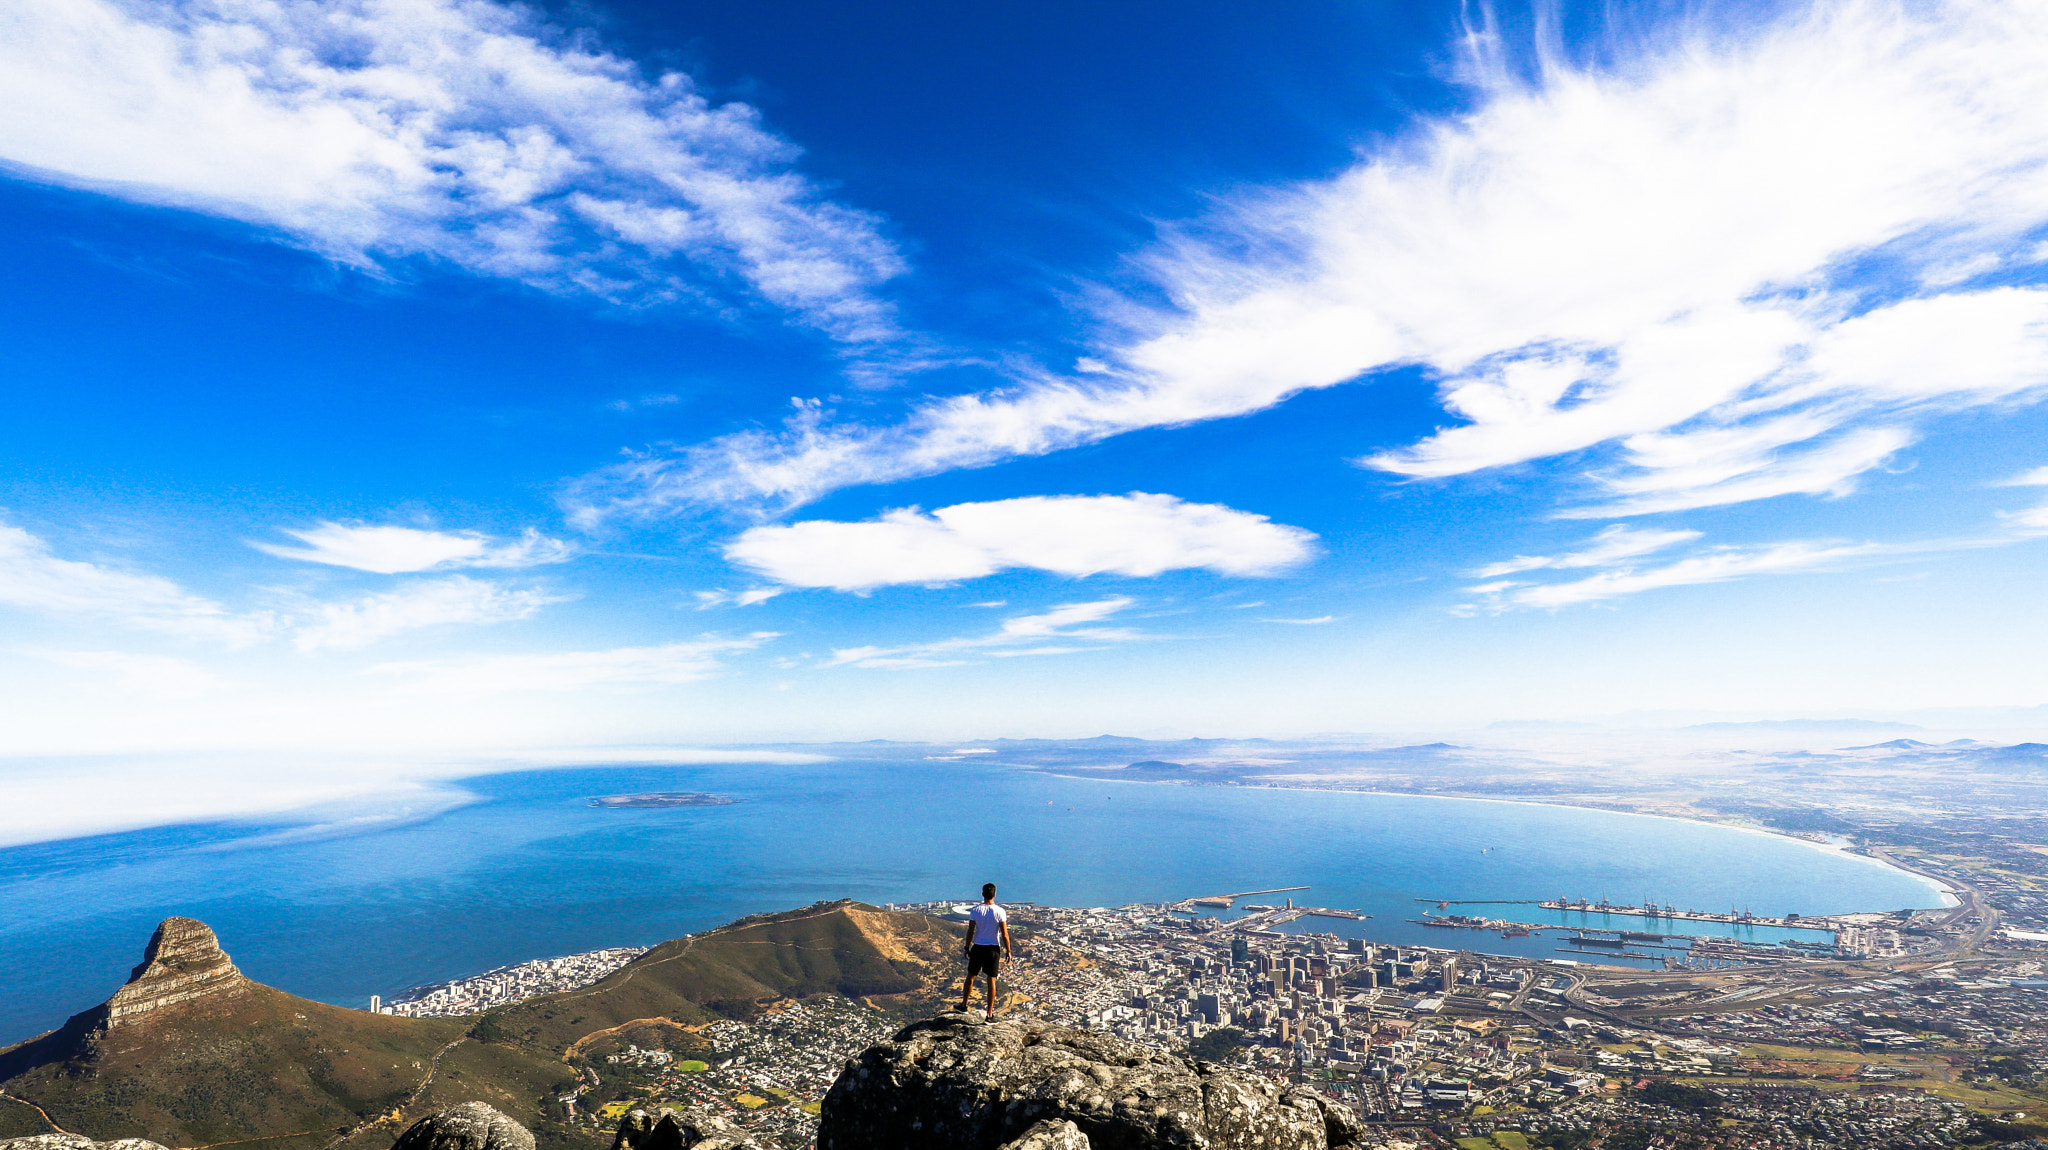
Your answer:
[0,984,473,1148]
[485,902,959,1056]
[0,903,958,1150]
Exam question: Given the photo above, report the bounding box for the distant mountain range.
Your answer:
[1681,719,1924,733]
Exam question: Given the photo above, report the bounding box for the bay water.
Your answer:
[0,758,1945,1045]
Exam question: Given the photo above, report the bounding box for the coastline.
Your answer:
[1028,766,1961,910]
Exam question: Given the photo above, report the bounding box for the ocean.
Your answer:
[0,756,1946,1045]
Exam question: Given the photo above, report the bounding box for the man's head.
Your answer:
[982,882,997,902]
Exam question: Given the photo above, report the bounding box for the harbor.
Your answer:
[1539,895,1810,928]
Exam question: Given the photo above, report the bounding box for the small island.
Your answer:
[588,792,738,809]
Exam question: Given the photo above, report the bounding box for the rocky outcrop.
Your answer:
[818,1012,1361,1150]
[390,1103,535,1150]
[610,1106,774,1150]
[0,1137,168,1150]
[1001,1119,1092,1150]
[103,918,245,1028]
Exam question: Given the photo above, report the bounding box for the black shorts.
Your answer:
[967,944,1002,978]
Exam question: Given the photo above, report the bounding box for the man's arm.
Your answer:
[964,918,975,952]
[1000,919,1013,955]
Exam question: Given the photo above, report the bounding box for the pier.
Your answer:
[1540,896,1816,930]
[1176,885,1310,910]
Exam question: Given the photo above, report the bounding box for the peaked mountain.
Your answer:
[0,918,475,1150]
[0,903,960,1150]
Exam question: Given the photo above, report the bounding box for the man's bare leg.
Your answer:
[960,974,975,1012]
[985,974,997,1019]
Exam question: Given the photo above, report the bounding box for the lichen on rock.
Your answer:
[390,1102,536,1150]
[1000,1118,1092,1149]
[818,1011,1361,1150]
[0,1136,169,1150]
[610,1105,774,1150]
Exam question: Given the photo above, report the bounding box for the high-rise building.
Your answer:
[368,994,381,1013]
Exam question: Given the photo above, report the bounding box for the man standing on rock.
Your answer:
[959,881,1012,1021]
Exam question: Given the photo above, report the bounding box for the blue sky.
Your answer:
[5,0,2048,827]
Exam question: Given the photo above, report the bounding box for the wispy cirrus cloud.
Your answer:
[1995,466,2048,487]
[372,634,774,691]
[694,587,785,609]
[571,0,2048,523]
[0,0,905,344]
[724,493,1315,591]
[292,575,564,650]
[0,524,271,645]
[1473,524,1702,578]
[255,523,572,574]
[1464,539,1897,613]
[827,597,1140,669]
[0,522,563,650]
[1459,486,2048,611]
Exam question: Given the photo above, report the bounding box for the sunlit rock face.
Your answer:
[818,1011,1362,1150]
[0,1137,171,1150]
[612,1106,775,1150]
[104,918,246,1029]
[390,1103,536,1150]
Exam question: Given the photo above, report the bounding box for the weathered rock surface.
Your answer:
[1000,1119,1092,1149]
[610,1106,774,1150]
[104,918,245,1028]
[0,1137,169,1150]
[818,1011,1361,1150]
[390,1103,536,1150]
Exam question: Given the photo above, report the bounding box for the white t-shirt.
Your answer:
[968,902,1007,946]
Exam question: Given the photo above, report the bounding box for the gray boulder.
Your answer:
[0,1138,168,1150]
[611,1106,774,1150]
[818,1011,1360,1150]
[1001,1119,1092,1149]
[391,1102,536,1150]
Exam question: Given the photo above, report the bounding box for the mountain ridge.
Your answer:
[0,902,962,1150]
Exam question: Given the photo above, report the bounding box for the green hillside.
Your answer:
[0,901,959,1150]
[489,901,962,1055]
[0,981,476,1150]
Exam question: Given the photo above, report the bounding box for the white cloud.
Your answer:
[1468,540,1892,611]
[1473,524,1703,578]
[1459,502,2048,610]
[0,0,903,342]
[1995,466,2048,487]
[1260,615,1336,625]
[724,493,1315,591]
[2000,500,2048,534]
[694,587,785,608]
[27,649,225,698]
[0,522,570,651]
[255,522,572,573]
[293,576,562,650]
[826,597,1139,669]
[372,634,772,691]
[0,524,269,644]
[573,0,2048,520]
